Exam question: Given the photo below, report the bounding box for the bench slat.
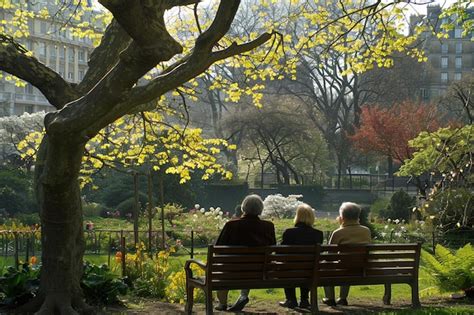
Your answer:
[268,246,317,253]
[368,253,416,260]
[267,270,313,278]
[212,271,263,280]
[212,255,265,263]
[365,267,414,276]
[267,262,314,270]
[366,261,415,268]
[267,254,317,262]
[212,263,264,272]
[212,247,266,254]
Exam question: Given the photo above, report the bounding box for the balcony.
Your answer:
[14,93,49,105]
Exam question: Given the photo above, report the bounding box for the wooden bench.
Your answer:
[184,243,421,314]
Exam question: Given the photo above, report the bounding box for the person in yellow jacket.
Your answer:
[323,202,371,307]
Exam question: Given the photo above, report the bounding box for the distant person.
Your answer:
[323,202,371,307]
[279,204,324,309]
[214,194,276,312]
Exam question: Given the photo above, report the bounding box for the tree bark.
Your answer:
[35,135,89,314]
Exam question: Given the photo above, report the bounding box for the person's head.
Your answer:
[241,194,264,216]
[339,202,362,223]
[294,203,315,226]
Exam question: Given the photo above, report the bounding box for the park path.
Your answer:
[100,297,474,314]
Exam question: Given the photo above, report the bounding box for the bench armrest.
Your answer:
[184,259,207,280]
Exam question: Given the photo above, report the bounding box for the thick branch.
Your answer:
[76,19,131,94]
[84,32,274,134]
[0,36,79,109]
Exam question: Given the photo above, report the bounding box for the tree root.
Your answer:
[10,293,96,315]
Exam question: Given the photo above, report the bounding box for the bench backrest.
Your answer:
[315,243,421,285]
[208,245,318,286]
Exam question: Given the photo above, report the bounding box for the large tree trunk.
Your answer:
[32,135,90,314]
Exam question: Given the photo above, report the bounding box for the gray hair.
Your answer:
[339,202,361,221]
[242,194,264,216]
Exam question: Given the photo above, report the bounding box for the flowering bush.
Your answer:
[123,242,174,298]
[166,265,205,304]
[374,218,430,244]
[177,204,229,245]
[262,194,304,218]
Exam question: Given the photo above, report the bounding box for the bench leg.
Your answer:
[205,290,213,315]
[411,282,421,308]
[310,287,319,314]
[185,284,194,314]
[383,284,391,305]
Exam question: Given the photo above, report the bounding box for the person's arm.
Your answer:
[270,223,277,245]
[281,230,288,245]
[328,230,339,245]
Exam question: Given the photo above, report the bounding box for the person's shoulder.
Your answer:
[261,218,275,227]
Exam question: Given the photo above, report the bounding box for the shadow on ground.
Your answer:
[101,297,473,314]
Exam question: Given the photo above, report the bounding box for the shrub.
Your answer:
[124,243,175,298]
[262,194,304,218]
[166,265,205,304]
[0,264,40,308]
[116,197,145,218]
[83,202,110,217]
[422,244,474,294]
[15,213,40,226]
[81,263,128,305]
[380,190,416,221]
[163,203,185,225]
[0,187,26,216]
[370,197,390,217]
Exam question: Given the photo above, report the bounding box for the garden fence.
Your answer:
[1,228,472,276]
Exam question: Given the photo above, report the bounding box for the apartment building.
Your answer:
[0,0,96,116]
[412,5,474,101]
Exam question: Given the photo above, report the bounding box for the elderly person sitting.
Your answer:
[323,202,371,307]
[214,194,276,312]
[279,204,324,309]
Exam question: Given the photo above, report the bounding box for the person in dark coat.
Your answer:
[279,204,324,309]
[215,194,276,312]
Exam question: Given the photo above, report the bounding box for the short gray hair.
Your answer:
[242,194,264,216]
[339,202,361,221]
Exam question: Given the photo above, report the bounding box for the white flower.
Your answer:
[395,232,402,238]
[381,232,387,238]
[210,207,215,211]
[194,204,200,209]
[216,207,221,211]
[219,211,223,216]
[394,219,400,224]
[384,225,389,230]
[387,219,392,223]
[200,208,205,213]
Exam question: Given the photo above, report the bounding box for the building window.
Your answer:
[40,21,47,34]
[51,45,57,58]
[454,28,462,39]
[79,70,84,80]
[38,42,46,57]
[441,43,448,54]
[441,56,448,69]
[455,42,462,53]
[68,72,74,80]
[441,72,448,83]
[78,49,85,62]
[454,72,462,81]
[59,47,64,59]
[25,105,34,114]
[455,56,462,69]
[25,84,34,94]
[68,48,74,62]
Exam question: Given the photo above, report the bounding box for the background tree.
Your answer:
[350,101,444,193]
[440,74,473,124]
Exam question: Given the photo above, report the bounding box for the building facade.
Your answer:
[412,5,474,101]
[0,1,96,116]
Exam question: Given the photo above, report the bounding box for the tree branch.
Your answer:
[0,35,79,109]
[76,19,132,94]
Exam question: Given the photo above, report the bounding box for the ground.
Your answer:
[101,297,473,314]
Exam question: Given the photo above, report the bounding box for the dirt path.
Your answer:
[101,297,473,314]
